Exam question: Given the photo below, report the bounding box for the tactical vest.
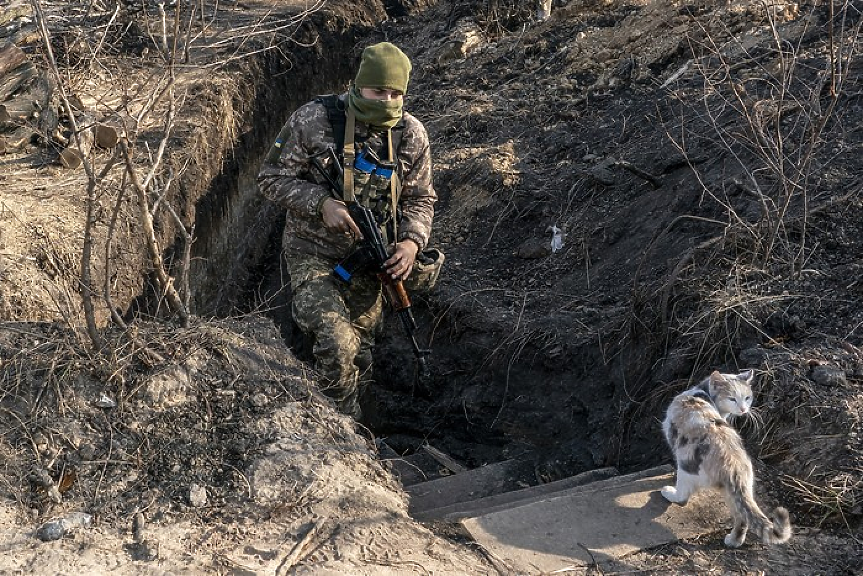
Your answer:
[317,94,404,242]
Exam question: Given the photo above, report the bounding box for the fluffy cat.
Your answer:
[661,370,791,547]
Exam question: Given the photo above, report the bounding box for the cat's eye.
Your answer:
[745,396,751,401]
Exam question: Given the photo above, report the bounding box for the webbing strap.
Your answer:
[343,108,357,203]
[387,130,398,245]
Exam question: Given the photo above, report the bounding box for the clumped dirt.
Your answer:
[2,0,863,574]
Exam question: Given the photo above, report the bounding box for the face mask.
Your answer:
[347,86,403,131]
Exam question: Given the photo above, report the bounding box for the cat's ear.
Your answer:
[739,369,754,383]
[709,370,724,389]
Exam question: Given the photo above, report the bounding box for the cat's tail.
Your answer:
[732,488,792,544]
[763,506,792,544]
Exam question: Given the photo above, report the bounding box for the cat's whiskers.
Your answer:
[747,406,765,433]
[732,408,763,433]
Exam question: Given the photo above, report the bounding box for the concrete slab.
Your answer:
[461,471,724,574]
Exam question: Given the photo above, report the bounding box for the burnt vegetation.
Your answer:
[1,0,862,571]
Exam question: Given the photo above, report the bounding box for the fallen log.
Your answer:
[0,98,40,125]
[0,3,36,47]
[0,126,33,154]
[94,123,119,148]
[58,114,96,169]
[0,2,29,29]
[0,41,28,76]
[0,59,35,101]
[1,68,57,154]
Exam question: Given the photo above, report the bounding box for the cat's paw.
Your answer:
[724,533,744,548]
[661,486,686,504]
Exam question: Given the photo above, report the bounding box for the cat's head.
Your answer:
[708,370,754,417]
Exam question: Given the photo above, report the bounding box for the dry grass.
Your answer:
[783,470,863,527]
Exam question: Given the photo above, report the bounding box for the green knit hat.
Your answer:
[354,42,412,94]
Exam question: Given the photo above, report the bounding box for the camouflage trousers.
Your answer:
[285,251,383,419]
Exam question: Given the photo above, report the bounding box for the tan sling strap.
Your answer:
[386,129,399,245]
[341,107,401,243]
[342,107,357,203]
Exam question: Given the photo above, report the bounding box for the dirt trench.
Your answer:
[183,2,660,489]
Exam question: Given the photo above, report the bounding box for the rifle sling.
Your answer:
[341,106,400,245]
[343,108,356,203]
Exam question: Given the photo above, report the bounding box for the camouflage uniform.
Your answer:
[258,93,436,418]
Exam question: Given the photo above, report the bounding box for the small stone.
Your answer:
[35,512,92,541]
[516,237,552,259]
[33,433,49,454]
[189,484,208,508]
[811,365,847,387]
[94,393,116,408]
[250,393,269,408]
[79,444,96,460]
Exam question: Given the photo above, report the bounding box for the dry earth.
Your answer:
[1,0,863,574]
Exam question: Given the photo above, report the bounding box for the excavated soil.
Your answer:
[1,0,862,574]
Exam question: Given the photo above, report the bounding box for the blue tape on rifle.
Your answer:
[333,265,352,282]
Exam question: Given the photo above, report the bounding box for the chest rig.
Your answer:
[318,95,404,243]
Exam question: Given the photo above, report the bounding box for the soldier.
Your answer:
[258,42,436,419]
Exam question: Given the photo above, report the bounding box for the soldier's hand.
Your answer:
[321,198,361,238]
[385,239,420,281]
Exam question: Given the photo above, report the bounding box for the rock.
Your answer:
[810,365,847,387]
[35,512,92,541]
[436,19,484,63]
[144,365,194,408]
[764,312,806,339]
[94,392,116,408]
[189,483,208,508]
[586,158,616,185]
[250,392,269,408]
[132,511,146,543]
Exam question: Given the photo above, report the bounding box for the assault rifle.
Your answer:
[309,148,431,379]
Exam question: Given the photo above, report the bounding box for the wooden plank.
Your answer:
[428,467,621,522]
[407,459,532,516]
[421,444,467,474]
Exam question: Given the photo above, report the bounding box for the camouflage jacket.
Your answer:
[257,93,436,260]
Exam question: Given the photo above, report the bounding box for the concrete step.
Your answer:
[415,466,620,522]
[461,465,725,574]
[407,459,536,517]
